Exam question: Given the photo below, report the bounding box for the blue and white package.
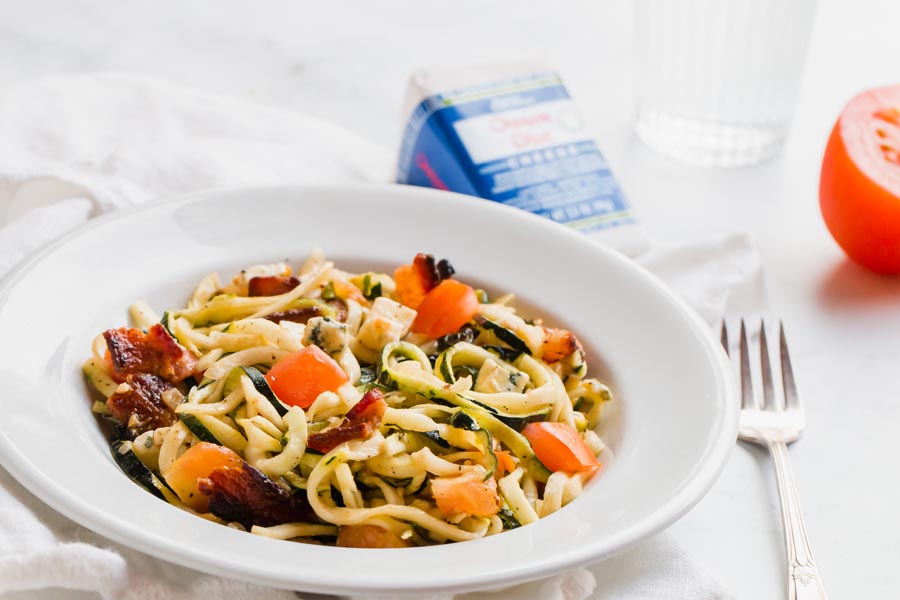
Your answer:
[397,63,648,255]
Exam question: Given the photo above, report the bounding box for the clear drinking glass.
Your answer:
[634,0,819,167]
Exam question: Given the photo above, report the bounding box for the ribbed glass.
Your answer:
[634,0,819,167]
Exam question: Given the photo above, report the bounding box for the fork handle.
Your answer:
[767,440,828,600]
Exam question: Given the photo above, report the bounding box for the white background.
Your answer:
[2,0,899,598]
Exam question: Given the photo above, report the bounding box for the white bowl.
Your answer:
[0,184,736,596]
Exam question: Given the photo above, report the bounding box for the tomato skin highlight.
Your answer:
[523,422,599,473]
[820,85,900,274]
[411,279,479,339]
[265,345,349,409]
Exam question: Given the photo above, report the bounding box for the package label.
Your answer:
[397,72,635,234]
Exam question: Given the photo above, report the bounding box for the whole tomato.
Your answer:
[820,84,900,274]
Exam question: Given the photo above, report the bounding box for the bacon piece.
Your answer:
[248,276,300,297]
[265,305,325,325]
[198,462,313,529]
[107,373,176,436]
[413,253,439,289]
[146,323,185,361]
[413,253,455,291]
[345,388,387,423]
[307,389,386,454]
[435,258,455,282]
[104,324,197,383]
[264,299,349,325]
[325,298,349,323]
[541,327,583,363]
[307,422,374,455]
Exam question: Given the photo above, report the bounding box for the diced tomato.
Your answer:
[394,253,457,309]
[336,524,411,548]
[393,263,429,309]
[164,442,243,512]
[411,279,479,339]
[523,422,600,473]
[431,477,500,517]
[265,345,349,409]
[820,84,900,273]
[494,450,517,475]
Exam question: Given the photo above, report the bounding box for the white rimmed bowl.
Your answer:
[0,184,736,596]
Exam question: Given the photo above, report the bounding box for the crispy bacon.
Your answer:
[325,298,349,323]
[103,324,197,383]
[264,306,324,324]
[345,388,387,423]
[264,298,348,325]
[248,275,300,297]
[107,373,176,436]
[307,389,386,454]
[198,462,313,529]
[412,253,455,291]
[307,422,374,455]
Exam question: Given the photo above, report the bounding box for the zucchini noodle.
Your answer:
[84,250,613,547]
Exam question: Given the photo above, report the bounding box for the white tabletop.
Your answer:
[3,1,897,598]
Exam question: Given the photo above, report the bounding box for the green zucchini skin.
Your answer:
[379,342,551,482]
[498,507,522,530]
[472,428,497,480]
[179,413,220,445]
[404,430,453,456]
[110,440,168,501]
[461,409,549,482]
[422,430,451,449]
[451,411,479,431]
[241,366,290,416]
[432,343,550,431]
[361,273,383,300]
[483,345,522,363]
[474,315,531,356]
[159,311,176,337]
[458,392,549,431]
[388,418,498,481]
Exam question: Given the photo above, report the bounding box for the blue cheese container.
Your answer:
[397,62,648,255]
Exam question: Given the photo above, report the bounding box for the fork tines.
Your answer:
[719,319,800,412]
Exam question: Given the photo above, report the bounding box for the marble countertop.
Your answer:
[3,0,899,598]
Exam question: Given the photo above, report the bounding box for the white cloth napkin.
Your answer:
[0,74,756,600]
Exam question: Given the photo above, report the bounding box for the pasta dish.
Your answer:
[84,251,611,547]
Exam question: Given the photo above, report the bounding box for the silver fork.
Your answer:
[721,320,828,600]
